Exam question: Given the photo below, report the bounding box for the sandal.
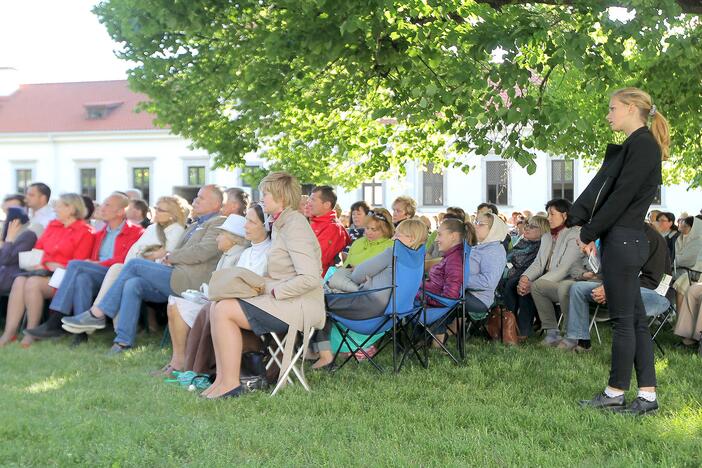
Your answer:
[149,364,180,377]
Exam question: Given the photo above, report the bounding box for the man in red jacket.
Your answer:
[25,192,143,338]
[307,186,350,276]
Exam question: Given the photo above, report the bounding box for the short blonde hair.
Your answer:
[395,219,428,249]
[59,193,88,220]
[258,172,301,210]
[528,215,550,236]
[156,196,188,227]
[392,196,417,219]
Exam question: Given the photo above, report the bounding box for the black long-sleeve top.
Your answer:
[569,126,662,244]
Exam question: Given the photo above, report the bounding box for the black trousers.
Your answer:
[502,275,537,336]
[601,226,656,390]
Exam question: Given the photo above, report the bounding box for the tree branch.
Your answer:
[475,0,702,14]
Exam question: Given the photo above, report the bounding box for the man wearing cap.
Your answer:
[62,185,226,353]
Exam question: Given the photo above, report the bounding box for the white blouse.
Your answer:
[125,223,186,261]
[236,238,272,277]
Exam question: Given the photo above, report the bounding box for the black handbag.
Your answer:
[240,351,269,391]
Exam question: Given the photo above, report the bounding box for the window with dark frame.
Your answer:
[361,179,384,207]
[240,165,260,202]
[551,159,575,202]
[187,166,206,186]
[486,161,509,205]
[422,162,444,206]
[80,168,97,201]
[15,169,32,194]
[132,167,150,203]
[652,186,662,205]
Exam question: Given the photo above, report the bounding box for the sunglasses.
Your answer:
[367,210,390,223]
[524,223,540,229]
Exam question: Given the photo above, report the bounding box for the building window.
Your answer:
[240,165,261,202]
[132,167,150,203]
[361,179,384,207]
[486,161,509,205]
[80,168,97,201]
[422,162,444,206]
[187,166,206,186]
[652,186,662,205]
[551,159,574,201]
[15,169,32,194]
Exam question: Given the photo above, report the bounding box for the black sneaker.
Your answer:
[621,397,659,416]
[24,313,66,339]
[578,392,626,410]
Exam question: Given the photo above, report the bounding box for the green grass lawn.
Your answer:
[1,328,701,466]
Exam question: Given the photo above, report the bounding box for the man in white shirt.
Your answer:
[25,182,55,230]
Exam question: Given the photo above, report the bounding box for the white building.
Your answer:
[1,79,699,220]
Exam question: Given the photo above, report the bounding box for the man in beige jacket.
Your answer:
[62,185,226,354]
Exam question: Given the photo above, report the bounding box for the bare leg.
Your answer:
[0,276,27,346]
[166,304,189,370]
[312,350,334,368]
[20,276,53,347]
[207,299,252,398]
[201,303,219,397]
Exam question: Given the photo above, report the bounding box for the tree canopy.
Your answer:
[95,0,702,188]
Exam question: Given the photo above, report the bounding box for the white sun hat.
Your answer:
[217,214,246,237]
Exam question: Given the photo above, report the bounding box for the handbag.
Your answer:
[207,267,266,301]
[240,351,269,391]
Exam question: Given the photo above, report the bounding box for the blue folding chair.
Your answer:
[326,240,426,373]
[411,241,472,366]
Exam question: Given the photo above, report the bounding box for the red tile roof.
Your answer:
[0,80,164,133]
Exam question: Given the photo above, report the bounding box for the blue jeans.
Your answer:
[50,260,108,316]
[566,281,671,341]
[98,258,174,346]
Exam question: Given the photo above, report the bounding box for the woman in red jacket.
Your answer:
[0,193,94,348]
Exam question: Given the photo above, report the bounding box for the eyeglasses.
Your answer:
[154,207,168,213]
[474,220,489,226]
[524,223,540,229]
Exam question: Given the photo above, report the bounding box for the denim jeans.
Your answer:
[98,258,174,346]
[566,281,671,342]
[50,260,108,316]
[565,281,600,341]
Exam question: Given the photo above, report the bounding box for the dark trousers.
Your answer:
[502,275,537,336]
[601,226,656,390]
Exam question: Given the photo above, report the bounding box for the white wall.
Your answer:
[2,130,700,219]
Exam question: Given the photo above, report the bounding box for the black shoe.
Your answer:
[69,333,89,348]
[621,397,659,416]
[24,313,67,339]
[578,392,626,410]
[218,386,247,399]
[311,362,338,373]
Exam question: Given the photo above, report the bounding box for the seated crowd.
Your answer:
[1,176,701,400]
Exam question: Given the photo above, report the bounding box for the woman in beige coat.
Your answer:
[204,172,324,399]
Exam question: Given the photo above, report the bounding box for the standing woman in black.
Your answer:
[568,87,670,415]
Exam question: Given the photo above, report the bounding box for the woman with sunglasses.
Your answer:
[311,208,395,369]
[500,215,550,339]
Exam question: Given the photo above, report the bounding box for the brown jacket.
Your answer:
[243,208,324,387]
[168,214,226,295]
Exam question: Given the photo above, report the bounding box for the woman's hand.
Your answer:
[143,247,166,261]
[5,219,22,242]
[44,262,62,272]
[517,275,531,296]
[578,239,597,256]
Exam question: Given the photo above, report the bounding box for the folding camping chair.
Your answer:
[326,240,425,373]
[265,328,317,396]
[649,303,676,355]
[411,241,472,366]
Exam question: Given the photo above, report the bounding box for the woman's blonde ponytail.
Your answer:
[650,111,670,161]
